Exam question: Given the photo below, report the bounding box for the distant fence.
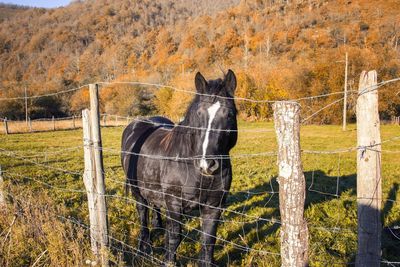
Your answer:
[392,116,400,125]
[2,112,397,135]
[0,114,132,134]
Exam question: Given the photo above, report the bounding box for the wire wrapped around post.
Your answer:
[273,101,308,267]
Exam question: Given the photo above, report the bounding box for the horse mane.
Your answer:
[160,130,174,150]
[162,77,233,156]
[162,93,202,156]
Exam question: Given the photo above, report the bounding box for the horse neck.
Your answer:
[169,118,203,157]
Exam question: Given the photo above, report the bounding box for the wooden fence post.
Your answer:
[0,165,5,206]
[73,116,76,129]
[356,70,381,267]
[89,84,109,267]
[3,118,9,135]
[273,101,308,267]
[103,114,107,127]
[52,116,55,131]
[82,109,100,259]
[28,117,32,132]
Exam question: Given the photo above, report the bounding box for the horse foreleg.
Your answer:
[164,205,182,264]
[199,206,221,267]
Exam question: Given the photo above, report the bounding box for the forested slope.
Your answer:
[0,0,399,123]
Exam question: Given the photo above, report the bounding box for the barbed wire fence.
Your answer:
[0,143,398,264]
[0,70,399,266]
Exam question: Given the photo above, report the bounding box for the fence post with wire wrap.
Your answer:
[82,109,101,262]
[273,101,309,267]
[88,84,109,267]
[356,70,381,267]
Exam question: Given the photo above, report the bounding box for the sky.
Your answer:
[1,0,70,8]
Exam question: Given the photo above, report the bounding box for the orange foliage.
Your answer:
[0,0,399,122]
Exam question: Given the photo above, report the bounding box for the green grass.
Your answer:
[0,122,399,266]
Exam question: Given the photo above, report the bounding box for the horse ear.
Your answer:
[195,72,207,94]
[225,69,237,96]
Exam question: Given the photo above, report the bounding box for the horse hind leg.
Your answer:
[164,203,182,264]
[151,207,163,229]
[134,193,152,255]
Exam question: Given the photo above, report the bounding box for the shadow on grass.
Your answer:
[225,170,357,215]
[382,182,400,263]
[116,171,400,266]
[213,170,358,265]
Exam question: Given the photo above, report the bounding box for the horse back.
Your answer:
[121,116,174,190]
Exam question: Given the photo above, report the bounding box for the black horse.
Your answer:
[121,70,238,266]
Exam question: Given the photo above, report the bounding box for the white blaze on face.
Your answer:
[200,101,221,170]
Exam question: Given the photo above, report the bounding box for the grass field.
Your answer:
[0,122,399,266]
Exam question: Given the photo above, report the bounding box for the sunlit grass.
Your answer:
[0,122,399,266]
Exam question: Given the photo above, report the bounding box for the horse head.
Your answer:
[189,69,238,176]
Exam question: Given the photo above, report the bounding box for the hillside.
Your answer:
[0,3,29,22]
[0,0,399,123]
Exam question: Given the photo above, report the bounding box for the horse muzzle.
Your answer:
[198,159,220,176]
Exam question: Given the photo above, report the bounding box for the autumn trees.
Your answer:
[0,0,399,122]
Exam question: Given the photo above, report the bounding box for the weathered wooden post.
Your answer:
[0,165,5,206]
[28,117,32,132]
[52,116,56,131]
[103,114,107,127]
[89,84,109,267]
[82,109,100,259]
[273,101,308,267]
[73,115,76,129]
[356,70,381,267]
[3,118,9,135]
